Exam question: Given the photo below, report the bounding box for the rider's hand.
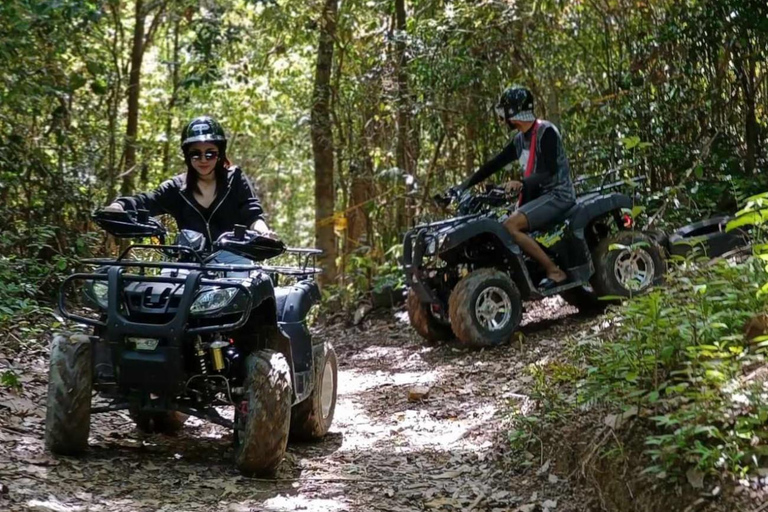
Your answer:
[250,219,278,239]
[504,181,523,194]
[447,185,464,199]
[103,202,124,212]
[256,229,278,240]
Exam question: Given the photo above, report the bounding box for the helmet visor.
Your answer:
[182,133,226,147]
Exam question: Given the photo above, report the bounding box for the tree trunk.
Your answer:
[120,0,167,195]
[394,0,413,231]
[738,52,759,174]
[162,15,181,174]
[120,0,145,196]
[311,0,339,283]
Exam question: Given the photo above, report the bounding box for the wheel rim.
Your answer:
[614,248,655,291]
[320,357,335,419]
[474,286,512,331]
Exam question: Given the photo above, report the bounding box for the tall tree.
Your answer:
[120,0,168,196]
[394,0,413,229]
[311,0,339,283]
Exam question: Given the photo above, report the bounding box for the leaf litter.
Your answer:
[0,298,593,511]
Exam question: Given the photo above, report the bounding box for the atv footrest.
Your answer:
[536,263,593,298]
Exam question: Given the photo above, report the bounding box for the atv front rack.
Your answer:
[81,247,323,276]
[58,267,256,339]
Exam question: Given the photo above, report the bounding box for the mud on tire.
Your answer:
[290,342,338,441]
[406,289,453,343]
[592,231,666,299]
[234,349,292,476]
[45,334,93,456]
[448,268,523,348]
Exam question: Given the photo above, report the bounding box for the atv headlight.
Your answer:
[191,287,238,314]
[425,233,448,256]
[87,280,109,308]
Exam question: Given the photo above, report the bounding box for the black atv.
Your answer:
[46,209,338,476]
[403,175,666,347]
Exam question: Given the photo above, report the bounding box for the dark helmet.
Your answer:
[180,116,227,152]
[495,87,535,122]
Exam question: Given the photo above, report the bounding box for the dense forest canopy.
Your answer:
[0,0,767,312]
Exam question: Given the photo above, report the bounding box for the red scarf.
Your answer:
[519,120,539,206]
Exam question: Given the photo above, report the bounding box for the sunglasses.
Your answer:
[189,150,219,161]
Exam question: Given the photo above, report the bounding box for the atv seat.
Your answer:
[274,280,321,323]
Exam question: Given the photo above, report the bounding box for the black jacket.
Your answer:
[460,120,575,204]
[116,167,264,245]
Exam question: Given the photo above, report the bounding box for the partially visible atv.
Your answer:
[46,209,338,476]
[403,174,666,347]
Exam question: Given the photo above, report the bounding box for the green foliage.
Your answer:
[0,223,98,327]
[1,0,767,309]
[1,370,22,392]
[576,257,768,478]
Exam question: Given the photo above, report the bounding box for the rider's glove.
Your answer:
[447,185,464,200]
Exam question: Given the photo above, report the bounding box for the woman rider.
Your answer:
[104,116,273,244]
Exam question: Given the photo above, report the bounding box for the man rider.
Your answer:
[450,86,576,290]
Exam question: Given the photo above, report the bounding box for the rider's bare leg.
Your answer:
[503,213,567,282]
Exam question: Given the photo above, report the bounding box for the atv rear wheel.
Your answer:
[130,410,188,435]
[592,231,665,298]
[406,289,453,343]
[290,342,338,441]
[45,334,92,455]
[234,349,292,476]
[448,268,522,348]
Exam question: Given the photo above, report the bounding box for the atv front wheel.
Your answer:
[130,410,188,435]
[448,268,523,348]
[234,349,292,476]
[45,334,93,455]
[290,342,338,441]
[406,289,453,343]
[592,231,665,298]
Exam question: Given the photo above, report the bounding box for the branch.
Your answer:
[142,0,170,51]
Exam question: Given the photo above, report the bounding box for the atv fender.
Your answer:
[439,218,537,297]
[567,192,633,231]
[274,280,320,403]
[439,218,522,255]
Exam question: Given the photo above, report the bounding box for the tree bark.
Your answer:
[394,0,413,230]
[162,15,181,174]
[120,0,167,195]
[120,0,146,196]
[311,0,339,283]
[737,50,759,174]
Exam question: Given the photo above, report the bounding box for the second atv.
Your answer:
[403,173,666,347]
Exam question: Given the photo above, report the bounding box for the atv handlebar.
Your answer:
[433,185,518,216]
[93,209,167,240]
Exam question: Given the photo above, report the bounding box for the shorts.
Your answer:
[517,193,575,232]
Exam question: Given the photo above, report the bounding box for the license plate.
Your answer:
[129,338,160,351]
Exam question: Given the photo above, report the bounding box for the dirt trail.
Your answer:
[0,300,595,512]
